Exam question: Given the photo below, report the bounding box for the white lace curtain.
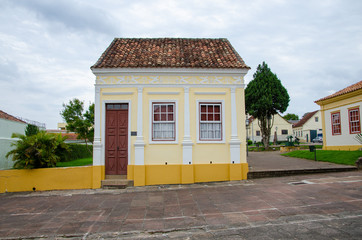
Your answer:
[200,123,221,140]
[153,123,175,140]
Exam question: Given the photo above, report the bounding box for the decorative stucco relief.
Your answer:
[96,75,244,85]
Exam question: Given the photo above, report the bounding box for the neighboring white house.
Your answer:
[0,110,27,169]
[247,114,293,143]
[315,80,362,150]
[292,110,323,143]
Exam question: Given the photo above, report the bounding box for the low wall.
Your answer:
[280,146,301,153]
[0,166,104,193]
[128,163,249,186]
[0,138,18,170]
[324,145,362,151]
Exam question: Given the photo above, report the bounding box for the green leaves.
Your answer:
[60,99,94,144]
[245,62,290,149]
[25,124,39,136]
[6,131,70,169]
[283,113,299,121]
[245,62,290,119]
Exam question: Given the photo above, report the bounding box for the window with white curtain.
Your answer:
[152,103,175,141]
[199,103,222,141]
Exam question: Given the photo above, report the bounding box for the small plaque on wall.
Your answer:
[131,131,137,136]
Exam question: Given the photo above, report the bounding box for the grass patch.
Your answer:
[282,150,362,165]
[56,157,93,167]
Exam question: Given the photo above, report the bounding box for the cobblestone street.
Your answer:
[1,171,362,239]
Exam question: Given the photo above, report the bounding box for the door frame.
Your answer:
[102,100,132,169]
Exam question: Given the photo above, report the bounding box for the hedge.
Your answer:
[63,143,93,162]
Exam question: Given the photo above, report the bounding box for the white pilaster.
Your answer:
[93,86,102,166]
[134,87,145,165]
[229,87,241,163]
[182,87,193,164]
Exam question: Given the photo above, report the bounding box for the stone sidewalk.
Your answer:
[0,171,362,239]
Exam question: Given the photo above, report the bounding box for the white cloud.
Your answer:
[0,0,361,127]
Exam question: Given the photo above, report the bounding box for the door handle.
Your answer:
[117,146,119,151]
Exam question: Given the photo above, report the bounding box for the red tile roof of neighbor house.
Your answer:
[315,80,362,103]
[293,110,319,128]
[0,110,26,124]
[91,38,250,69]
[46,130,80,140]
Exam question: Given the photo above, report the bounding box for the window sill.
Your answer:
[196,140,225,144]
[149,141,179,145]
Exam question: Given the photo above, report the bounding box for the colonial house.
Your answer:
[315,80,362,150]
[292,110,323,143]
[247,114,293,143]
[0,110,27,169]
[91,38,250,186]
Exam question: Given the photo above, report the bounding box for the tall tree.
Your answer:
[283,113,299,121]
[245,62,290,149]
[60,99,94,152]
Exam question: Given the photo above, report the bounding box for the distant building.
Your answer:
[0,110,27,169]
[292,110,323,143]
[315,81,362,150]
[57,123,67,130]
[247,114,293,143]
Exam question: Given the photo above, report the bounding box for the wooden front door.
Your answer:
[105,103,128,175]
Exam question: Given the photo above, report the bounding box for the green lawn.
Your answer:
[56,157,93,167]
[282,150,362,165]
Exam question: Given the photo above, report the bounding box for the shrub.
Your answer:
[63,143,93,162]
[247,140,253,145]
[25,124,39,136]
[6,131,69,169]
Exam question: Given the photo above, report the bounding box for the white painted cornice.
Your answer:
[95,84,245,88]
[91,67,249,76]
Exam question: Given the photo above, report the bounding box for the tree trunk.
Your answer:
[258,115,274,150]
[85,139,93,155]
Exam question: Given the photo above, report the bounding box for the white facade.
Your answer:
[293,111,323,142]
[324,102,362,147]
[0,118,26,170]
[247,114,293,143]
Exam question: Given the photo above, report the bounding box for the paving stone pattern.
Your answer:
[0,171,362,239]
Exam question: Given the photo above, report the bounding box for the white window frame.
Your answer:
[196,100,225,143]
[349,107,361,134]
[149,100,178,144]
[331,111,341,136]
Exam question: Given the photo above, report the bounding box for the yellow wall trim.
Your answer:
[129,163,248,186]
[323,145,362,151]
[316,89,362,107]
[0,166,104,193]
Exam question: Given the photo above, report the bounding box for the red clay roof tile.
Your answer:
[0,110,26,124]
[315,80,362,103]
[293,110,319,128]
[91,38,250,69]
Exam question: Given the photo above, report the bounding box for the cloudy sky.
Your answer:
[1,0,361,129]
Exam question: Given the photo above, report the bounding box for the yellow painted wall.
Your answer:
[129,163,248,186]
[143,87,184,165]
[97,74,248,186]
[0,166,103,193]
[144,145,182,165]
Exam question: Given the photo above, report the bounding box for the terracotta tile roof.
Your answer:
[91,38,250,69]
[293,110,319,128]
[315,80,362,103]
[0,110,26,124]
[46,130,81,141]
